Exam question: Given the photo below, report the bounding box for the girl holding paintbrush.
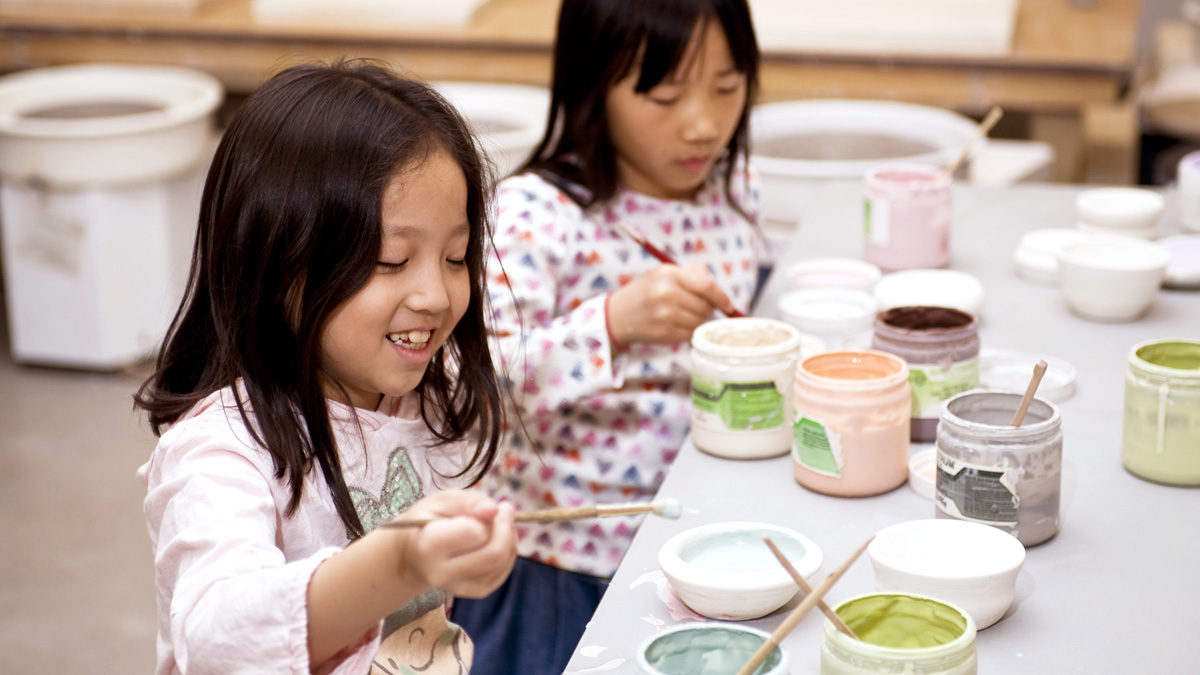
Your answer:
[451,0,763,672]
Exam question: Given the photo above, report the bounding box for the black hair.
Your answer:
[522,0,759,208]
[134,60,503,539]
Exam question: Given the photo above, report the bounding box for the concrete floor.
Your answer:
[0,296,159,673]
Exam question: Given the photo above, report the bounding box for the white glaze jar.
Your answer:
[690,317,804,459]
[935,391,1063,546]
[821,593,977,675]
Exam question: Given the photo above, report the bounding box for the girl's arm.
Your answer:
[305,491,516,671]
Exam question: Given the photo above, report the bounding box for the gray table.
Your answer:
[563,181,1200,675]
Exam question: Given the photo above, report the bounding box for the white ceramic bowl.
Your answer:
[0,63,223,188]
[1057,235,1169,322]
[432,81,549,178]
[637,623,788,675]
[777,287,877,352]
[1012,228,1089,285]
[868,519,1026,629]
[658,521,823,621]
[785,257,883,291]
[750,99,980,226]
[873,269,985,317]
[1075,187,1165,234]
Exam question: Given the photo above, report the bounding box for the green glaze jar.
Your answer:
[1122,338,1200,486]
[821,593,977,675]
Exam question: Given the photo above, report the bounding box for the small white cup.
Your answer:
[1057,235,1169,322]
[1179,151,1200,233]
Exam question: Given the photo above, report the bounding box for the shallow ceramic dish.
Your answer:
[868,519,1026,629]
[637,623,788,675]
[1057,235,1169,322]
[659,521,823,621]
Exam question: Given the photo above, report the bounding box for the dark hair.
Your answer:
[523,0,759,207]
[134,60,503,539]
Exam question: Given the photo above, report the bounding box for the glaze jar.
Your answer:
[638,623,788,675]
[821,593,977,675]
[872,306,980,442]
[691,318,804,459]
[863,163,953,271]
[792,351,911,496]
[935,391,1063,546]
[1122,338,1200,486]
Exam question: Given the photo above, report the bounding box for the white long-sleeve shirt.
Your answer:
[138,387,473,674]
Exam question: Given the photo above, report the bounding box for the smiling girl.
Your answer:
[135,61,516,675]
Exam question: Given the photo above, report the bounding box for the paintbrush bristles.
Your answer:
[735,536,875,675]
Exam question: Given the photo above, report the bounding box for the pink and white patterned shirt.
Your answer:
[483,167,762,577]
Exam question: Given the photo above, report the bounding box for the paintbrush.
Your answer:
[944,105,1003,176]
[735,536,874,675]
[377,497,683,529]
[1010,359,1048,427]
[613,221,747,318]
[763,537,858,640]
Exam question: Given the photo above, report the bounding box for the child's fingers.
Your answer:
[675,262,737,315]
[418,503,516,592]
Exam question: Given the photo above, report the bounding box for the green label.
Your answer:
[690,376,784,431]
[908,358,980,419]
[792,417,842,477]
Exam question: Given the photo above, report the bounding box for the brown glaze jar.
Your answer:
[871,306,980,442]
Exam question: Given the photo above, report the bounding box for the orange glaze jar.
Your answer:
[792,351,911,496]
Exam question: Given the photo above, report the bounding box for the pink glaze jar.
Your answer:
[863,163,953,271]
[792,351,911,496]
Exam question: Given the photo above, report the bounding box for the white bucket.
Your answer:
[0,63,222,369]
[0,63,223,188]
[432,82,550,180]
[750,99,981,230]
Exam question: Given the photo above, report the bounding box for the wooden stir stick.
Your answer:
[944,105,1004,176]
[763,538,858,639]
[735,536,875,675]
[1010,360,1049,427]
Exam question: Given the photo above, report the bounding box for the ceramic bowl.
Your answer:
[873,269,985,318]
[658,521,823,621]
[1075,187,1164,235]
[868,519,1026,629]
[777,287,877,352]
[637,623,788,675]
[785,257,883,291]
[1057,235,1169,322]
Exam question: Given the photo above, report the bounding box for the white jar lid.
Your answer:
[785,257,882,291]
[979,348,1077,402]
[777,288,878,335]
[907,445,937,501]
[1159,234,1200,288]
[1075,187,1165,230]
[1013,228,1088,285]
[873,269,984,317]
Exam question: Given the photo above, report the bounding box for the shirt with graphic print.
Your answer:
[138,386,475,675]
[484,166,762,578]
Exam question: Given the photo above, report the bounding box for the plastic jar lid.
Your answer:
[873,269,984,317]
[1158,234,1200,288]
[777,288,878,335]
[1013,228,1088,285]
[785,257,882,291]
[907,445,937,500]
[979,348,1077,402]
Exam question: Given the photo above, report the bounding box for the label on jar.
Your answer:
[908,357,980,419]
[934,454,1017,525]
[691,376,785,431]
[864,197,891,245]
[792,416,843,477]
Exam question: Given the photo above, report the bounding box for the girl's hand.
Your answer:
[395,490,517,598]
[606,262,736,346]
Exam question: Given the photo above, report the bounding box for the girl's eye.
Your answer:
[716,85,742,96]
[447,257,467,268]
[649,95,680,106]
[377,261,406,272]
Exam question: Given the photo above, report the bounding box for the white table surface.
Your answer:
[563,180,1200,675]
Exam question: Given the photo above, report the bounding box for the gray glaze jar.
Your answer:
[872,306,980,442]
[934,391,1062,547]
